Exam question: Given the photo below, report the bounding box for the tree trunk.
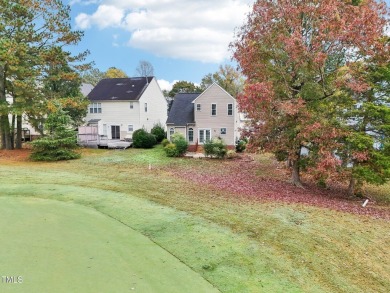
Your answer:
[11,114,15,148]
[348,176,363,197]
[348,176,355,196]
[0,63,13,149]
[0,116,12,149]
[291,159,304,188]
[15,114,22,149]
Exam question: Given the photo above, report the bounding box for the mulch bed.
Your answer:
[0,149,31,162]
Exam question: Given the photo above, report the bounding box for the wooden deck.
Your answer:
[78,137,132,149]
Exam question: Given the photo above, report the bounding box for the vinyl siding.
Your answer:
[85,78,167,140]
[193,83,237,145]
[139,78,168,131]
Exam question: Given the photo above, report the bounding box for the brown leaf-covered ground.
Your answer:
[167,154,390,220]
[1,148,388,220]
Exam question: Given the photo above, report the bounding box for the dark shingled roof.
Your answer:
[88,77,154,101]
[166,93,200,125]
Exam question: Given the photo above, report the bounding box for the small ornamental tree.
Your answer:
[30,103,80,161]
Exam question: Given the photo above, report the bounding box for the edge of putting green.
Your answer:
[0,195,219,293]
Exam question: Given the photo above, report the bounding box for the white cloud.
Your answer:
[157,79,178,92]
[75,0,252,63]
[69,0,100,6]
[76,5,124,29]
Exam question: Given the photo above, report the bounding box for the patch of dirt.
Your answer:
[0,149,31,162]
[167,156,390,220]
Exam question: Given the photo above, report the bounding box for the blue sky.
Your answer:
[67,0,252,90]
[67,0,390,91]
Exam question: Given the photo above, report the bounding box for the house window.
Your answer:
[196,104,201,111]
[199,129,211,143]
[169,128,175,137]
[128,125,134,132]
[227,104,233,116]
[130,102,133,109]
[144,103,148,112]
[188,128,194,142]
[211,104,217,116]
[220,128,227,135]
[89,103,101,114]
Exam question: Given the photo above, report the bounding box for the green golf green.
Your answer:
[0,197,218,293]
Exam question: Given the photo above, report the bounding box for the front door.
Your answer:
[111,125,120,139]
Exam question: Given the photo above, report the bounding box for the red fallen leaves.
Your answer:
[166,156,390,220]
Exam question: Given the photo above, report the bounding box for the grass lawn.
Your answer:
[0,146,389,293]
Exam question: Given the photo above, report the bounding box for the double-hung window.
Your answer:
[211,104,217,116]
[227,103,233,116]
[89,103,102,114]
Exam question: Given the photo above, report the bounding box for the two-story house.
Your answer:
[166,83,240,151]
[84,77,167,142]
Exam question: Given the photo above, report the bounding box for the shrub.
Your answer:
[164,143,179,157]
[203,138,227,159]
[132,128,157,148]
[226,149,238,159]
[151,124,166,143]
[161,138,170,147]
[171,133,188,156]
[235,138,247,153]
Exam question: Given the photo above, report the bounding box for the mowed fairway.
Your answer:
[0,197,218,293]
[0,147,389,293]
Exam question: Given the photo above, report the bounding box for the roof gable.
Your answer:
[88,77,154,101]
[166,93,200,126]
[192,82,236,103]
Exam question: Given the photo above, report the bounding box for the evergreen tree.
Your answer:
[30,102,80,161]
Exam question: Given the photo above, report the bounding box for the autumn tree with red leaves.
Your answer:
[232,0,389,190]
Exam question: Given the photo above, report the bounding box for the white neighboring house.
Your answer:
[83,77,167,142]
[5,83,94,141]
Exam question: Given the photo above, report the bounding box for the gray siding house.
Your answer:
[167,83,241,151]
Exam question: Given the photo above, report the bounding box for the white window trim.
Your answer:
[144,102,148,112]
[169,127,175,138]
[128,124,134,132]
[220,127,227,135]
[130,102,134,109]
[198,128,211,144]
[227,103,233,116]
[89,103,102,114]
[188,127,194,142]
[196,103,201,111]
[211,103,217,116]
